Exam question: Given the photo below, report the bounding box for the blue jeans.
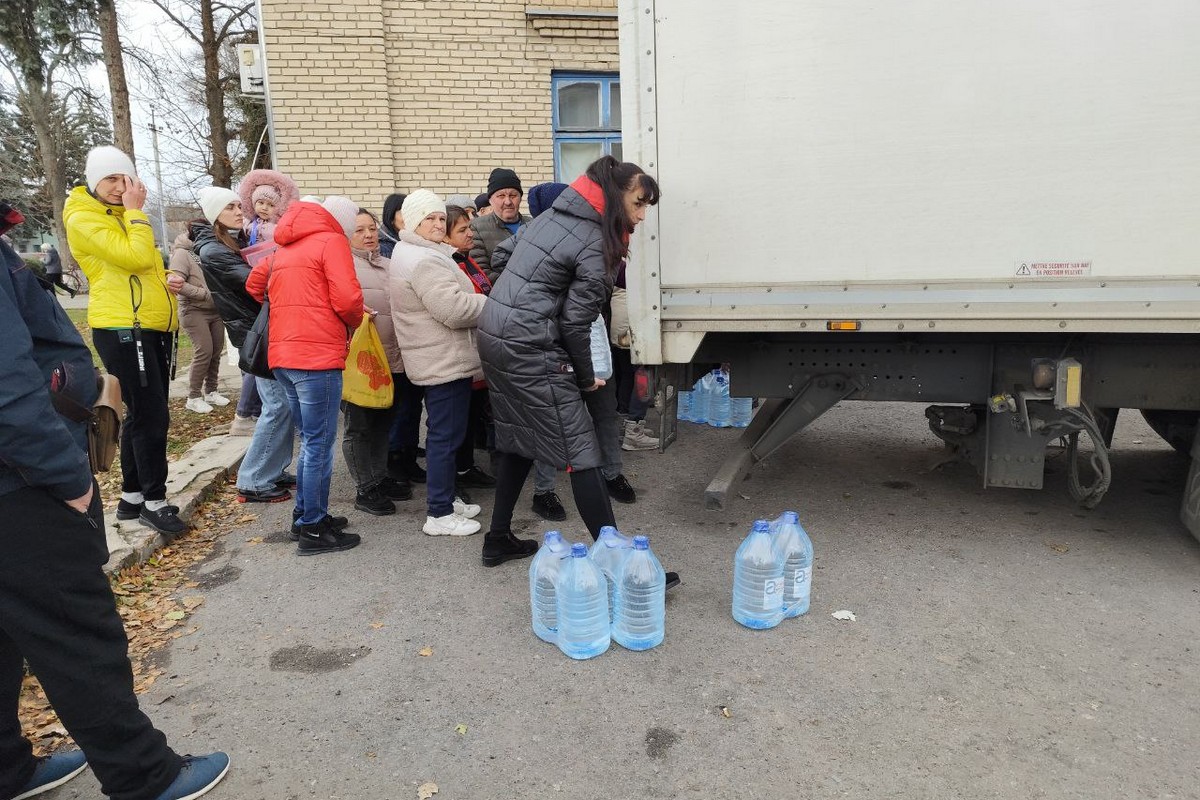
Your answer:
[534,461,557,494]
[423,378,471,518]
[274,368,343,525]
[235,371,262,417]
[236,377,295,493]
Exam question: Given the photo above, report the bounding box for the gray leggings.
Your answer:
[179,309,224,398]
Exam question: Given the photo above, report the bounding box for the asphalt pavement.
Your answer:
[54,401,1200,800]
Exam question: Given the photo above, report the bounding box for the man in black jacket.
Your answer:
[0,205,229,800]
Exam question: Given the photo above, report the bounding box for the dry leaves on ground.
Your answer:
[19,482,247,755]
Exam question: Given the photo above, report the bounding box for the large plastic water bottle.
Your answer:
[732,519,784,629]
[676,387,693,421]
[612,536,666,650]
[588,526,633,623]
[556,543,611,659]
[772,512,813,618]
[731,394,753,428]
[529,531,572,644]
[589,317,613,380]
[689,373,712,424]
[707,369,732,427]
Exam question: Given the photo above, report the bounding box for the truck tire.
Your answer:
[1140,410,1199,456]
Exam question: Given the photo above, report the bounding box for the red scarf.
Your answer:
[569,175,630,249]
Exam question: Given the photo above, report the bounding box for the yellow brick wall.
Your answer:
[259,0,619,211]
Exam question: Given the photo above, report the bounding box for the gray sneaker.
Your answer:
[621,420,660,451]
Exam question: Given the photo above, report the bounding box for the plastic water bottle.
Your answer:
[731,395,753,428]
[556,543,610,659]
[771,512,813,618]
[676,387,693,421]
[528,531,572,644]
[707,369,732,428]
[732,520,784,629]
[612,536,666,650]
[589,317,613,380]
[689,373,711,424]
[588,525,633,623]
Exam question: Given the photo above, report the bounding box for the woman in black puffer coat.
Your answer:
[476,156,662,568]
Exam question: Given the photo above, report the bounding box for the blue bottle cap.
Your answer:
[633,535,649,549]
[752,520,770,533]
[712,368,722,375]
[571,543,589,557]
[544,531,563,545]
[782,511,799,524]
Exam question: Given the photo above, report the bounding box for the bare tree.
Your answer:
[143,0,255,187]
[95,0,134,158]
[0,0,97,264]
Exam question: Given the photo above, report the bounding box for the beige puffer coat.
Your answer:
[388,231,486,387]
[168,230,217,315]
[350,246,403,374]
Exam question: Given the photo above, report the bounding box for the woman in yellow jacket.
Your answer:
[63,146,186,536]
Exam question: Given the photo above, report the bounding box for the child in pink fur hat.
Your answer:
[237,169,300,245]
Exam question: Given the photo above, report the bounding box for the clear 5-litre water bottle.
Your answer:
[612,535,666,650]
[529,531,572,644]
[730,392,753,428]
[556,543,611,659]
[676,386,693,421]
[589,526,633,623]
[732,520,784,629]
[772,512,813,618]
[688,373,711,424]
[707,369,732,428]
[589,316,613,380]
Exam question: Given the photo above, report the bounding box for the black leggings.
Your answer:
[488,451,615,540]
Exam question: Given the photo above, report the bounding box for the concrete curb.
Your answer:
[103,434,251,574]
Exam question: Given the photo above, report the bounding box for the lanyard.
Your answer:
[129,276,148,387]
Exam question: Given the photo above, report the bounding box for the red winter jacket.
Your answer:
[246,202,364,371]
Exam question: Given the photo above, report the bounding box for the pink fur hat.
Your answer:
[236,169,300,222]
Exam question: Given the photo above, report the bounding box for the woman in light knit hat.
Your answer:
[166,193,229,414]
[389,189,486,538]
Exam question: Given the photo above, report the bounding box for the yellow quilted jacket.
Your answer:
[63,186,178,332]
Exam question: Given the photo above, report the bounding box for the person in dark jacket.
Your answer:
[0,204,230,800]
[193,187,296,505]
[40,242,76,296]
[378,192,407,259]
[469,168,531,283]
[476,156,674,577]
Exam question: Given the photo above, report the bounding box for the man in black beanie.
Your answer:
[469,167,531,283]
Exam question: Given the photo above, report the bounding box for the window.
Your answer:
[552,72,621,183]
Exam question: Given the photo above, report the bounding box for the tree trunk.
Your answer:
[97,0,135,160]
[200,0,231,187]
[20,81,72,268]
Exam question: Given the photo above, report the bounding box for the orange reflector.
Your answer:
[826,320,861,331]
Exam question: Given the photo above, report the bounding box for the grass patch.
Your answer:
[66,307,195,371]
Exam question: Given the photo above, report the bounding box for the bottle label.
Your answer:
[763,578,783,610]
[790,568,811,601]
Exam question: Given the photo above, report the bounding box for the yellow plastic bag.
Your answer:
[342,317,394,408]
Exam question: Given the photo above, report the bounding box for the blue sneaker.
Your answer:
[154,753,230,800]
[12,750,88,800]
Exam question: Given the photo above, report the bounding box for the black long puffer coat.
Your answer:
[477,188,611,470]
[192,223,260,348]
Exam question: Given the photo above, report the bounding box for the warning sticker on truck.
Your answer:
[1015,261,1092,278]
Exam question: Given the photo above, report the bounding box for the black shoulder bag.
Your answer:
[238,259,274,380]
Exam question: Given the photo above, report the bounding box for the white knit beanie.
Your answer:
[197,187,241,225]
[85,146,137,191]
[322,196,359,238]
[401,190,446,232]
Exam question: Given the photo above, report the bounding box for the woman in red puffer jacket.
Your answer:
[246,198,364,556]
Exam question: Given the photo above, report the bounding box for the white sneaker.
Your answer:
[204,391,231,407]
[186,397,214,414]
[621,420,660,451]
[453,498,481,519]
[423,513,481,536]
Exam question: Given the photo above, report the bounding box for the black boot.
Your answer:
[481,531,539,567]
[290,512,350,541]
[296,518,361,556]
[378,476,413,501]
[388,450,426,484]
[354,487,396,516]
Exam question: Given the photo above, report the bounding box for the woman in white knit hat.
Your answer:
[389,189,486,537]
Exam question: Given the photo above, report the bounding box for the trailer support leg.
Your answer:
[704,374,861,510]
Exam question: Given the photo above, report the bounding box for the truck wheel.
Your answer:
[1140,410,1199,455]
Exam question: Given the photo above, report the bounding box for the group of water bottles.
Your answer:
[528,526,666,660]
[677,367,753,428]
[732,512,814,629]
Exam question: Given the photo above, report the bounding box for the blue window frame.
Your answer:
[552,72,622,183]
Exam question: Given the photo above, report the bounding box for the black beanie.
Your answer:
[487,168,523,198]
[473,193,489,211]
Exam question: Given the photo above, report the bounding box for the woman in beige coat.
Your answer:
[389,190,486,538]
[167,223,228,413]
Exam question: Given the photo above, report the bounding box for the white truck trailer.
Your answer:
[617,0,1200,538]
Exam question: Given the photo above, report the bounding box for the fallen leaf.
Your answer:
[370,621,385,630]
[245,536,264,545]
[720,706,732,718]
[165,610,186,621]
[418,646,433,657]
[831,610,857,622]
[35,723,67,739]
[454,723,468,735]
[1046,542,1069,554]
[417,782,439,800]
[182,596,205,610]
